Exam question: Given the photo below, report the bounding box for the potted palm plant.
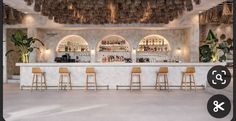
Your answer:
[5,30,44,63]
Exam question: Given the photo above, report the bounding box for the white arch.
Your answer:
[56,35,89,51]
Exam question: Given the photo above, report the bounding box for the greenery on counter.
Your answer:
[5,30,44,63]
[199,29,233,62]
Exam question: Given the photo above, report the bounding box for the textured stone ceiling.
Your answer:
[3,0,228,25]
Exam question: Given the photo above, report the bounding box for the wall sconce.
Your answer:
[44,48,51,54]
[176,47,182,62]
[177,48,181,54]
[132,48,136,54]
[90,49,95,54]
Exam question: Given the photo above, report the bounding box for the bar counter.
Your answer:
[16,62,226,90]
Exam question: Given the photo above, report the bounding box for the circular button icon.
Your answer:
[207,65,231,89]
[207,94,231,118]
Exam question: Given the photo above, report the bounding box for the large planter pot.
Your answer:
[21,53,29,63]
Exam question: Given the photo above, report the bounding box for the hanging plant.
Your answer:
[5,30,44,63]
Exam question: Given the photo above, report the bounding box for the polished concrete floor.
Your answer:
[3,84,233,121]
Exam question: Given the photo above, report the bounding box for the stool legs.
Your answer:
[58,74,72,91]
[181,74,196,91]
[31,74,47,91]
[156,74,169,91]
[192,74,196,91]
[31,74,35,91]
[155,74,160,90]
[130,74,132,91]
[85,74,97,90]
[130,74,141,91]
[165,75,169,91]
[40,75,43,91]
[94,74,97,90]
[86,75,88,90]
[139,75,141,90]
[43,73,47,90]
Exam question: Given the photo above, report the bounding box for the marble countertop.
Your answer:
[16,62,227,67]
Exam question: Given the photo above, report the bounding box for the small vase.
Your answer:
[211,53,219,62]
[21,53,29,63]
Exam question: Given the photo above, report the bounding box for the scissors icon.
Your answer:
[213,100,225,112]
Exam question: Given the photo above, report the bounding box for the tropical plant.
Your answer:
[5,30,44,63]
[199,30,233,62]
[200,29,218,62]
[199,44,212,62]
[218,37,233,62]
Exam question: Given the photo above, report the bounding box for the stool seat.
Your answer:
[86,67,96,73]
[131,67,141,73]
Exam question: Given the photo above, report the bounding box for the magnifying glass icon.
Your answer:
[216,74,223,81]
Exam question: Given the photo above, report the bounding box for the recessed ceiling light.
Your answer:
[24,12,28,14]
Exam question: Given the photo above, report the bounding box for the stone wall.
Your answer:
[3,12,201,63]
[36,28,190,62]
[200,24,233,45]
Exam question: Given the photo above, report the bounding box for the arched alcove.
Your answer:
[96,35,131,63]
[96,35,130,52]
[136,34,171,62]
[137,35,171,52]
[56,35,89,52]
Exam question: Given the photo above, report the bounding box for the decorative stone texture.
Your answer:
[3,12,202,63]
[6,28,27,78]
[36,28,190,62]
[200,24,233,45]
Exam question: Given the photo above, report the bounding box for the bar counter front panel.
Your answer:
[16,63,226,89]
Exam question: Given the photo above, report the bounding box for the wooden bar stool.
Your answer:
[156,67,169,90]
[58,67,72,91]
[31,67,47,91]
[130,66,142,91]
[85,67,97,90]
[181,66,196,91]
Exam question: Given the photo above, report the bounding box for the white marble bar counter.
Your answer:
[16,62,226,89]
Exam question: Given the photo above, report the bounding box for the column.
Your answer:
[27,28,38,63]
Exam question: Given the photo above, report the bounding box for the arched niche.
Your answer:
[56,35,89,52]
[96,35,130,52]
[137,35,171,52]
[96,35,131,63]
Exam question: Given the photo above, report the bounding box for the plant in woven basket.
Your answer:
[200,29,218,62]
[5,30,44,63]
[200,30,233,62]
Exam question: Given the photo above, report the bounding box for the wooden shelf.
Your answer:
[100,44,127,47]
[57,51,90,53]
[98,50,130,52]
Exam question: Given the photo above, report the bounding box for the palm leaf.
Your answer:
[34,38,44,46]
[5,49,21,56]
[5,50,15,56]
